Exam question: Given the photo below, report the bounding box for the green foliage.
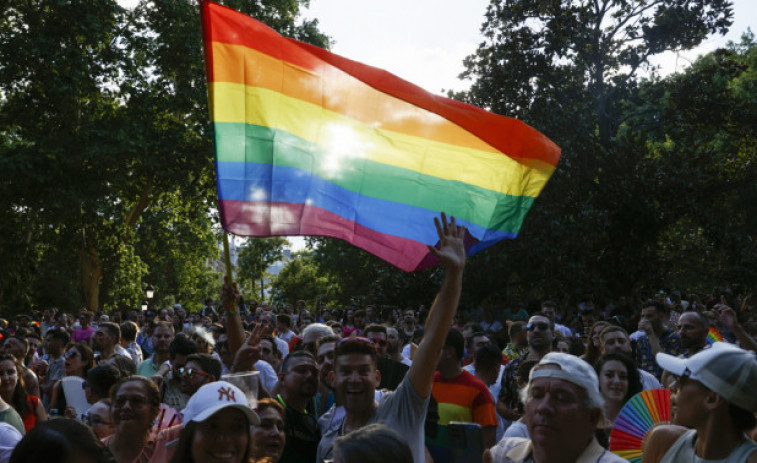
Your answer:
[272,250,340,306]
[446,0,748,304]
[307,237,440,308]
[0,0,327,316]
[236,237,288,301]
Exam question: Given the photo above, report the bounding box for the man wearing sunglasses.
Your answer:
[366,324,408,391]
[497,314,553,428]
[317,213,467,463]
[179,353,221,397]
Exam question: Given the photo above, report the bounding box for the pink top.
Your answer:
[72,326,96,343]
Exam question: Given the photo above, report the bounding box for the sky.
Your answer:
[303,0,756,95]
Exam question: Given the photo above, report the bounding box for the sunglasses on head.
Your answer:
[526,322,550,332]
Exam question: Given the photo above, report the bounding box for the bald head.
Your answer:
[677,311,709,352]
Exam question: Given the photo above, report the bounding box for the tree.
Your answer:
[451,0,737,302]
[273,250,340,306]
[0,0,328,315]
[237,237,288,301]
[462,0,732,143]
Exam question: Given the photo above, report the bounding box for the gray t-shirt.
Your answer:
[316,374,429,463]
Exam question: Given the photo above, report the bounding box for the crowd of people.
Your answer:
[0,213,756,463]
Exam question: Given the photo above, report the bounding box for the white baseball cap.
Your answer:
[181,381,259,427]
[529,352,603,409]
[656,342,757,412]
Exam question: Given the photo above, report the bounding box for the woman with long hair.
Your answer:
[0,362,25,435]
[595,352,643,425]
[49,343,94,417]
[250,398,286,462]
[581,321,610,366]
[0,354,45,433]
[169,381,259,463]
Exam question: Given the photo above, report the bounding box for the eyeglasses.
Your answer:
[65,351,80,358]
[526,322,551,332]
[113,395,149,408]
[178,367,214,380]
[85,414,113,427]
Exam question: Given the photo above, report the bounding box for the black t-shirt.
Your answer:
[278,396,320,463]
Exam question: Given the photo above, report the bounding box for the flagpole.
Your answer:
[223,231,233,285]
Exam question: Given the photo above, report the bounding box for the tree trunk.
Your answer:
[79,246,102,312]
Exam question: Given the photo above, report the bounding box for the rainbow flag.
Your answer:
[201,2,561,271]
[706,326,724,344]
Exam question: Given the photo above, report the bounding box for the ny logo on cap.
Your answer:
[218,386,236,402]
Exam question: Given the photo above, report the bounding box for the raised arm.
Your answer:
[408,213,466,399]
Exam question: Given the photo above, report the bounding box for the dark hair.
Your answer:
[334,338,379,367]
[108,354,137,378]
[170,418,250,463]
[595,352,642,405]
[185,353,221,381]
[475,344,501,372]
[332,423,412,463]
[516,360,539,383]
[642,300,666,314]
[110,376,161,426]
[444,329,465,361]
[0,354,29,417]
[45,328,71,346]
[363,324,387,337]
[508,321,526,339]
[583,321,610,365]
[463,322,483,333]
[86,364,121,400]
[169,335,197,359]
[276,314,291,328]
[728,402,757,432]
[153,321,175,333]
[69,343,95,377]
[281,350,316,373]
[5,336,28,357]
[119,321,138,342]
[98,322,121,341]
[541,300,558,310]
[10,418,115,463]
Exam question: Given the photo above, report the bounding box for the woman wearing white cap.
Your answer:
[170,381,259,463]
[643,342,757,462]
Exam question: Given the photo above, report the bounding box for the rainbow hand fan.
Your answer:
[706,326,724,344]
[609,388,671,462]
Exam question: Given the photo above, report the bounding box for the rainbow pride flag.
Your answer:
[201,2,561,271]
[706,326,724,344]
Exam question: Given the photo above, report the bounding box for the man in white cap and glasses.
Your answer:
[643,342,757,462]
[486,352,625,463]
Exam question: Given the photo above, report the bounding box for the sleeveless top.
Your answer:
[21,396,39,433]
[661,429,757,463]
